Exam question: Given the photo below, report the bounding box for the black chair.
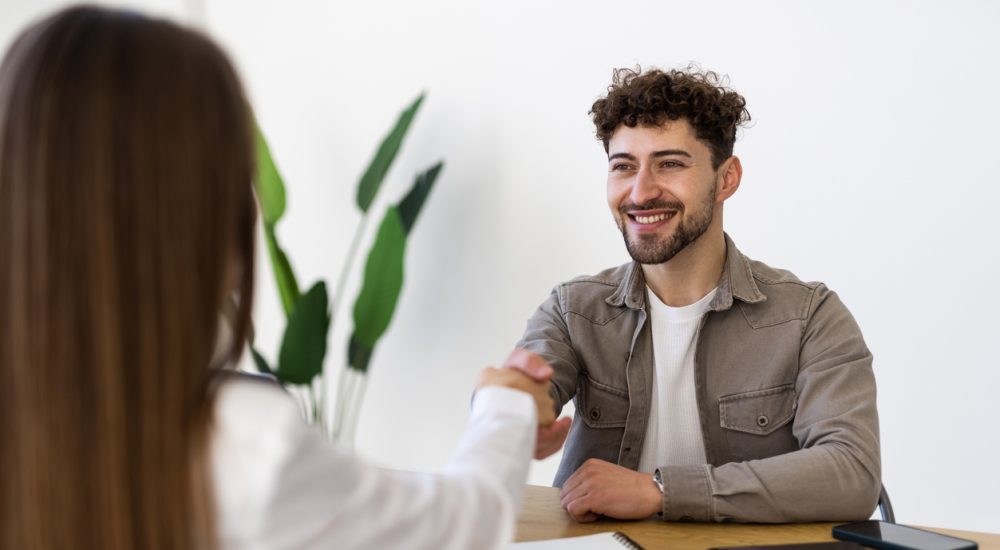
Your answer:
[878,484,895,522]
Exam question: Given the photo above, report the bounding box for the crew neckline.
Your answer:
[646,286,718,323]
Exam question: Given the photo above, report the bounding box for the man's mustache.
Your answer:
[618,200,684,215]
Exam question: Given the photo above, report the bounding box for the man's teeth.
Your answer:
[635,213,669,224]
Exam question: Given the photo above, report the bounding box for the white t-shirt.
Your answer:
[210,378,536,550]
[636,287,717,473]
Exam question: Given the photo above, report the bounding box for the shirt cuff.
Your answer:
[471,385,537,426]
[660,464,714,522]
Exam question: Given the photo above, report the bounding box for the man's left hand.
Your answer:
[559,459,661,522]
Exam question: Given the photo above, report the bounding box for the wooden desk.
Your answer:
[516,485,1000,550]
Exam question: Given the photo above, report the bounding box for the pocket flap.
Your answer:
[578,375,628,429]
[719,384,796,435]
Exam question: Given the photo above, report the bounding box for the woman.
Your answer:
[0,6,561,549]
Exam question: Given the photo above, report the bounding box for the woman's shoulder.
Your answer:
[215,371,300,432]
[212,372,308,470]
[209,371,318,544]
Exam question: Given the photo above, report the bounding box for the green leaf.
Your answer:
[349,207,406,371]
[250,346,273,376]
[263,223,301,318]
[356,93,425,213]
[264,223,301,317]
[277,281,330,385]
[398,161,443,235]
[255,123,299,318]
[254,123,287,225]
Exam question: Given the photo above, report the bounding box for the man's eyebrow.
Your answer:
[608,152,635,162]
[608,150,693,162]
[652,149,692,158]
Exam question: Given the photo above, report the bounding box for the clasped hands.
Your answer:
[476,348,571,460]
[478,349,661,523]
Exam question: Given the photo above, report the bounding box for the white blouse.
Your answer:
[211,377,536,550]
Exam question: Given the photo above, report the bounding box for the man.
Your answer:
[517,66,880,523]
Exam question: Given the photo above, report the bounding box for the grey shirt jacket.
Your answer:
[517,234,880,523]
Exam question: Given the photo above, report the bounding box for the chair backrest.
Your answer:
[878,484,895,523]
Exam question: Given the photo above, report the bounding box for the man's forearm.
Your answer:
[659,443,880,522]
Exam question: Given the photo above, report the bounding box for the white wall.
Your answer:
[3,0,998,534]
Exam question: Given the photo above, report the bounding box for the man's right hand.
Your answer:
[500,348,571,459]
[477,367,556,427]
[534,417,571,459]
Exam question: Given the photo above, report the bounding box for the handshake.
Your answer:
[476,349,661,523]
[476,349,573,460]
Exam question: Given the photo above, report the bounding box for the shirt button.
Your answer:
[589,407,601,421]
[757,415,769,427]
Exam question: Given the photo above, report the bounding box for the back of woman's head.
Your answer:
[0,6,255,549]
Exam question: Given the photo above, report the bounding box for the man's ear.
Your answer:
[715,156,742,203]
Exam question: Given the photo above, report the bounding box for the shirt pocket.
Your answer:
[719,384,798,460]
[578,375,629,429]
[720,384,796,434]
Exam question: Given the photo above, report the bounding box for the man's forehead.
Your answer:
[608,120,705,157]
[610,119,696,142]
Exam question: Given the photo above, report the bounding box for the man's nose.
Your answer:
[629,165,660,206]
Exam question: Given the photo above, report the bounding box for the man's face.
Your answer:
[606,120,721,265]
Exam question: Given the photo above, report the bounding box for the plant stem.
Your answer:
[327,213,369,443]
[307,383,315,423]
[294,386,309,424]
[317,375,328,438]
[344,374,369,446]
[332,365,348,440]
[313,375,322,433]
[332,213,369,324]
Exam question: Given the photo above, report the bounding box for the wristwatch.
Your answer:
[652,468,665,517]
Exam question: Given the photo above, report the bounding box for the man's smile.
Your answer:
[626,209,677,231]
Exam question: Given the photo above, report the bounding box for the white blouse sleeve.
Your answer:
[211,379,537,550]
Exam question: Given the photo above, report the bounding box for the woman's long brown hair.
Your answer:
[0,6,256,548]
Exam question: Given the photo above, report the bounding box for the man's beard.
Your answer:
[617,185,716,265]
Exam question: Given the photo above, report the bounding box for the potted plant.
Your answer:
[250,93,442,443]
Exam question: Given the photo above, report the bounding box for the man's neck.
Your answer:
[641,230,727,307]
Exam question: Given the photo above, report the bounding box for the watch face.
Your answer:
[653,469,664,493]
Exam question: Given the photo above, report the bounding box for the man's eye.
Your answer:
[611,163,633,171]
[661,160,683,168]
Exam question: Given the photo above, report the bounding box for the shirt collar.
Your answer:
[605,233,767,311]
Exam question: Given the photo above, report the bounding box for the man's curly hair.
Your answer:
[590,66,750,169]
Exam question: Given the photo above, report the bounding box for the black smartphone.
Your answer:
[710,542,864,550]
[833,520,978,550]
